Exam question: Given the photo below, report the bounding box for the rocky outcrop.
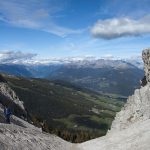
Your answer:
[0,123,73,150]
[77,119,150,150]
[0,75,26,119]
[0,82,24,110]
[0,106,73,150]
[110,83,150,132]
[142,48,150,82]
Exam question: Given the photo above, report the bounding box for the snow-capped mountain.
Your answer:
[124,56,143,69]
[0,57,144,96]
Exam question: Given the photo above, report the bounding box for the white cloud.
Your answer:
[43,24,85,37]
[0,51,37,63]
[0,50,144,65]
[91,16,150,39]
[101,54,114,60]
[0,0,83,37]
[0,50,99,64]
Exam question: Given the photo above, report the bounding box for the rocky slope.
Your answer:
[0,75,73,150]
[0,49,150,150]
[0,106,73,150]
[0,74,27,119]
[76,119,150,150]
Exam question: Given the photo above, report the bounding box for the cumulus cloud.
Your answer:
[91,16,150,39]
[0,51,37,64]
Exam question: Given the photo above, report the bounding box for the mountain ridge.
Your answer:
[0,59,144,97]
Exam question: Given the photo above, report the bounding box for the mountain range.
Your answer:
[0,58,144,96]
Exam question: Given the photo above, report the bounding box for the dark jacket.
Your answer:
[4,107,12,116]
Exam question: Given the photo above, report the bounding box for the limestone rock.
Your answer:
[76,119,150,150]
[142,48,150,82]
[110,84,150,132]
[0,82,24,110]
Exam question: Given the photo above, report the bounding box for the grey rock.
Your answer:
[0,83,25,110]
[110,83,150,132]
[142,48,150,82]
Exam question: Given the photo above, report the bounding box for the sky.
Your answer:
[0,0,150,62]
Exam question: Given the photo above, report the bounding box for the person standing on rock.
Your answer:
[140,75,147,87]
[4,105,12,124]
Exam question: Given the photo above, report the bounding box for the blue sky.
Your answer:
[0,0,150,61]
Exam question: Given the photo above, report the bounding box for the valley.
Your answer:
[3,74,124,142]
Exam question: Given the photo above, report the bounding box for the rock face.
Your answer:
[142,48,150,82]
[0,75,26,119]
[77,119,150,150]
[110,83,150,132]
[0,106,73,150]
[0,123,73,150]
[0,82,24,110]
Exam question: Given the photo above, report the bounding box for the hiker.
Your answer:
[140,76,147,87]
[4,106,12,124]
